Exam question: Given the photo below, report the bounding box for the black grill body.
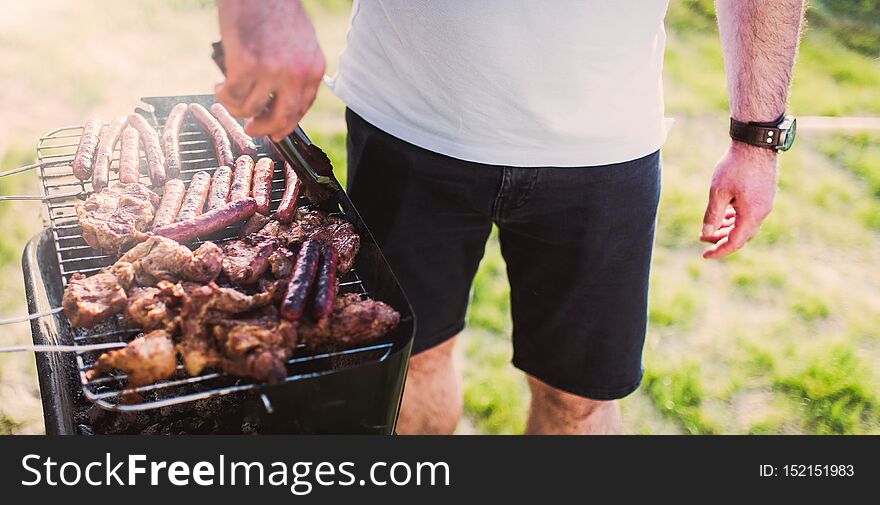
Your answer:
[22,94,414,434]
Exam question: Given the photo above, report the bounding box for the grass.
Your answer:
[1,0,879,434]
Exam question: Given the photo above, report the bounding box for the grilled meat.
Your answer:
[124,281,184,331]
[253,208,360,273]
[269,247,296,279]
[86,330,177,388]
[76,182,160,255]
[118,236,223,286]
[222,238,275,285]
[299,294,399,348]
[175,282,285,378]
[63,262,135,328]
[211,308,297,383]
[63,238,221,328]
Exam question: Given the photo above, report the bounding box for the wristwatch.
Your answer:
[729,114,797,151]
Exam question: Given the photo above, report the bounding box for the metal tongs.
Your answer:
[211,41,342,207]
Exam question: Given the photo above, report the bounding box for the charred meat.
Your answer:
[63,262,135,328]
[76,183,160,255]
[221,238,275,285]
[117,236,223,286]
[299,294,399,349]
[86,330,177,388]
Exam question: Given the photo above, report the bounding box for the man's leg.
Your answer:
[396,338,462,435]
[525,376,621,435]
[497,152,662,434]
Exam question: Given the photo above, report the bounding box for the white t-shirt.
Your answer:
[327,0,670,167]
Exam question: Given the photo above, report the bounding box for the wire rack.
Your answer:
[34,97,396,412]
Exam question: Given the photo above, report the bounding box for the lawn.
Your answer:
[0,0,878,434]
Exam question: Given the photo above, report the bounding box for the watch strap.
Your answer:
[729,117,784,149]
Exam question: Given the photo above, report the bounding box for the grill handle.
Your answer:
[0,161,42,178]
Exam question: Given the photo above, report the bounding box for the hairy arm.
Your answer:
[700,0,804,259]
[215,0,325,141]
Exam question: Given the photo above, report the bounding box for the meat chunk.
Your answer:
[62,262,135,328]
[175,282,286,378]
[221,238,275,285]
[311,220,360,274]
[211,309,297,383]
[252,208,360,273]
[124,282,184,331]
[86,330,177,388]
[269,247,296,279]
[299,294,399,348]
[117,236,223,285]
[76,183,160,255]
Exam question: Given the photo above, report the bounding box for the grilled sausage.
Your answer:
[229,155,254,201]
[311,244,339,320]
[176,171,211,222]
[152,179,186,229]
[206,165,232,211]
[72,118,103,180]
[162,103,188,179]
[275,163,301,223]
[252,157,274,215]
[280,239,321,321]
[209,102,258,157]
[153,197,257,242]
[93,115,128,190]
[118,127,140,184]
[127,113,166,187]
[189,103,234,167]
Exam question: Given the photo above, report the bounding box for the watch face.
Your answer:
[779,116,797,151]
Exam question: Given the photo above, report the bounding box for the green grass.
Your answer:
[642,362,718,434]
[774,345,878,434]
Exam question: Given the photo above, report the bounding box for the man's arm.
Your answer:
[215,0,325,141]
[700,0,804,259]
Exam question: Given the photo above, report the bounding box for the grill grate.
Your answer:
[35,96,397,413]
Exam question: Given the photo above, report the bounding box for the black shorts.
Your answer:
[345,109,661,400]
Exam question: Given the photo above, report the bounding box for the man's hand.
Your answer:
[215,0,325,141]
[700,142,777,259]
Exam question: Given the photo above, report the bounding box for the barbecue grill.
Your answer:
[18,94,414,434]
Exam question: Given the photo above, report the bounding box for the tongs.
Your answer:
[210,41,342,206]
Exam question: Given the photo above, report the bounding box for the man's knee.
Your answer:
[408,338,457,373]
[527,376,619,421]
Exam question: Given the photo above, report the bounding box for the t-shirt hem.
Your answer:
[330,80,667,167]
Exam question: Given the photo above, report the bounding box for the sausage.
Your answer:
[252,157,274,215]
[206,165,232,211]
[229,155,254,201]
[153,197,257,242]
[189,103,234,167]
[92,115,128,190]
[118,126,140,184]
[162,103,188,179]
[209,102,258,157]
[275,163,301,223]
[280,239,321,321]
[127,113,166,187]
[72,118,103,180]
[310,244,339,320]
[152,179,186,229]
[176,171,211,222]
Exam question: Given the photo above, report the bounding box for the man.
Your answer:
[215,0,804,434]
